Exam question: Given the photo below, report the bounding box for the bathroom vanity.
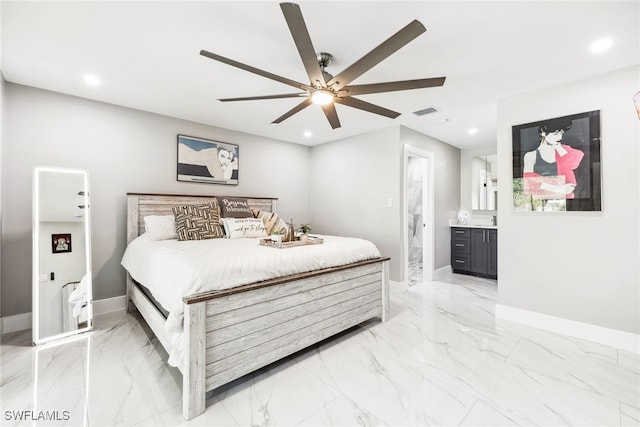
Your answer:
[450,225,497,279]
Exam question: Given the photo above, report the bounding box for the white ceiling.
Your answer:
[2,1,638,149]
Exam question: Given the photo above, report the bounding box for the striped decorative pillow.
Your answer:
[172,201,225,241]
[252,209,289,235]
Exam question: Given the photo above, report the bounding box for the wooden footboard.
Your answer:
[181,258,389,420]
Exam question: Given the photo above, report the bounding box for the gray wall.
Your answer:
[497,66,640,334]
[2,83,311,316]
[309,126,403,279]
[0,74,5,318]
[309,125,460,282]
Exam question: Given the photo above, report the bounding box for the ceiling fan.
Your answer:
[200,2,446,129]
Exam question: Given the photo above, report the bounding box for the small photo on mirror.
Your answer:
[52,233,72,254]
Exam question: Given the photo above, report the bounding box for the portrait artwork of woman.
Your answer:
[522,118,584,200]
[512,110,601,212]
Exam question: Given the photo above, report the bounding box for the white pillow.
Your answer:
[222,217,268,239]
[144,215,178,241]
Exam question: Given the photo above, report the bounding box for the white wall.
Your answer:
[497,66,640,334]
[2,83,311,317]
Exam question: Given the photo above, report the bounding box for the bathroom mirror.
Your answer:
[33,167,92,345]
[471,154,498,211]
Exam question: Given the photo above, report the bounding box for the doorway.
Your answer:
[403,145,434,286]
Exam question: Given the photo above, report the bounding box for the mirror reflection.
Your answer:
[33,167,92,344]
[34,336,91,425]
[471,154,498,211]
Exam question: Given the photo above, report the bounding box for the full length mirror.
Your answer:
[33,167,93,345]
[471,154,498,211]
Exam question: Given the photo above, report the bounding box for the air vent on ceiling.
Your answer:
[413,106,439,116]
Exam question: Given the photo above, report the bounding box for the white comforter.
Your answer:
[121,233,381,367]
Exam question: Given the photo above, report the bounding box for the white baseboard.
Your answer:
[93,295,127,316]
[1,295,128,335]
[1,312,32,335]
[435,265,451,275]
[496,303,640,354]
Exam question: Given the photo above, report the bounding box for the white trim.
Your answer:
[496,303,640,354]
[1,312,32,334]
[403,144,435,284]
[93,295,127,316]
[435,265,450,275]
[1,295,127,335]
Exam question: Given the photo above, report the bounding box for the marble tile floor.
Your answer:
[408,262,423,287]
[1,269,638,426]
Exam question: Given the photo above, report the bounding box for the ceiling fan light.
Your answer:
[311,89,334,105]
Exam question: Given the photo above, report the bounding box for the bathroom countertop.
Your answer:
[449,223,498,229]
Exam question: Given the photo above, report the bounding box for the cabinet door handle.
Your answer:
[483,230,486,243]
[455,243,464,247]
[455,260,465,263]
[455,230,464,234]
[487,231,490,243]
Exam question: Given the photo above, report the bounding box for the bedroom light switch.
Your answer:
[386,198,393,208]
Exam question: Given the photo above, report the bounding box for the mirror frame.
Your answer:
[32,167,93,345]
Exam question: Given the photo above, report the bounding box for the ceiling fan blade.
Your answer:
[335,96,400,119]
[327,20,426,90]
[200,50,311,92]
[220,93,308,102]
[272,98,312,124]
[321,103,341,129]
[339,77,446,96]
[280,3,325,87]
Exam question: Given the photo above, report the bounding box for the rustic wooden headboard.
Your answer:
[126,193,277,244]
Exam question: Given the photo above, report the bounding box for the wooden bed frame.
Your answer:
[125,193,390,420]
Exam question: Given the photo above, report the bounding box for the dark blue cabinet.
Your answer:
[451,227,497,279]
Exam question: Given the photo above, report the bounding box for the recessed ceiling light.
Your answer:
[303,131,312,138]
[468,128,478,135]
[83,74,101,86]
[590,37,613,53]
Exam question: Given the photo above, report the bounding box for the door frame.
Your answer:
[403,144,435,283]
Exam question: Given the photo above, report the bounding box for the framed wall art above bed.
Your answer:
[177,135,239,185]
